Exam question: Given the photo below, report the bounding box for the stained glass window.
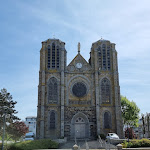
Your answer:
[101,78,110,103]
[104,111,111,129]
[48,77,58,104]
[72,82,87,97]
[50,111,55,129]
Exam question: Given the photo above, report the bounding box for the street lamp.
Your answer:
[75,130,78,144]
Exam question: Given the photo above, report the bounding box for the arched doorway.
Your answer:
[71,112,89,139]
[75,117,86,138]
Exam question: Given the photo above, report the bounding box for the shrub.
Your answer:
[0,143,8,150]
[122,138,150,148]
[122,140,128,148]
[7,139,58,150]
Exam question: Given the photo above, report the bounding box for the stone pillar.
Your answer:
[117,144,123,150]
[40,46,46,138]
[73,144,78,150]
[112,44,124,138]
[60,48,65,137]
[94,49,100,135]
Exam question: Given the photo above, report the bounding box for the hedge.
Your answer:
[7,139,58,150]
[122,138,150,148]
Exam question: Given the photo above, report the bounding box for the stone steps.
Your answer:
[59,140,117,149]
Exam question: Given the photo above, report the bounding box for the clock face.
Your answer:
[76,63,82,68]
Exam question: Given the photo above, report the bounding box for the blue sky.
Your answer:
[0,0,150,120]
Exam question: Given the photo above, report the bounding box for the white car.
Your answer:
[106,133,119,140]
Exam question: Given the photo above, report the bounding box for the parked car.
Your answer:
[24,132,35,141]
[106,133,119,141]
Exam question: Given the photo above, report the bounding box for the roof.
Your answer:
[67,53,89,67]
[92,38,110,45]
[42,38,65,44]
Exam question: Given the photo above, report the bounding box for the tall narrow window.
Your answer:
[52,43,55,68]
[47,43,60,69]
[48,77,58,104]
[97,44,111,70]
[107,46,111,70]
[50,111,55,129]
[104,111,111,129]
[102,44,106,70]
[98,47,102,69]
[101,78,111,103]
[47,45,51,69]
[56,46,60,68]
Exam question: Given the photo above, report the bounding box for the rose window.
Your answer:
[72,82,87,97]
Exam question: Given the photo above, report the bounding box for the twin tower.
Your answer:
[36,38,124,139]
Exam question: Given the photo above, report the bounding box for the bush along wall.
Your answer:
[122,139,150,148]
[7,139,59,150]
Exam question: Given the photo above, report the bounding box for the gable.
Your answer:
[67,53,91,72]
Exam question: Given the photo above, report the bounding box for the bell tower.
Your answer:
[36,38,67,139]
[89,39,123,138]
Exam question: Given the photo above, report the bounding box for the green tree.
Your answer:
[0,88,19,122]
[121,95,140,127]
[0,88,20,138]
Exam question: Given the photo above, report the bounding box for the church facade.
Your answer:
[36,38,124,139]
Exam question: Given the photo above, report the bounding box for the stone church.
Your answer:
[36,38,124,140]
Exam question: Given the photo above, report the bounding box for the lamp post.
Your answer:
[74,130,78,144]
[73,130,79,150]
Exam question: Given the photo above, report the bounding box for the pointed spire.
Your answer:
[78,42,80,54]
